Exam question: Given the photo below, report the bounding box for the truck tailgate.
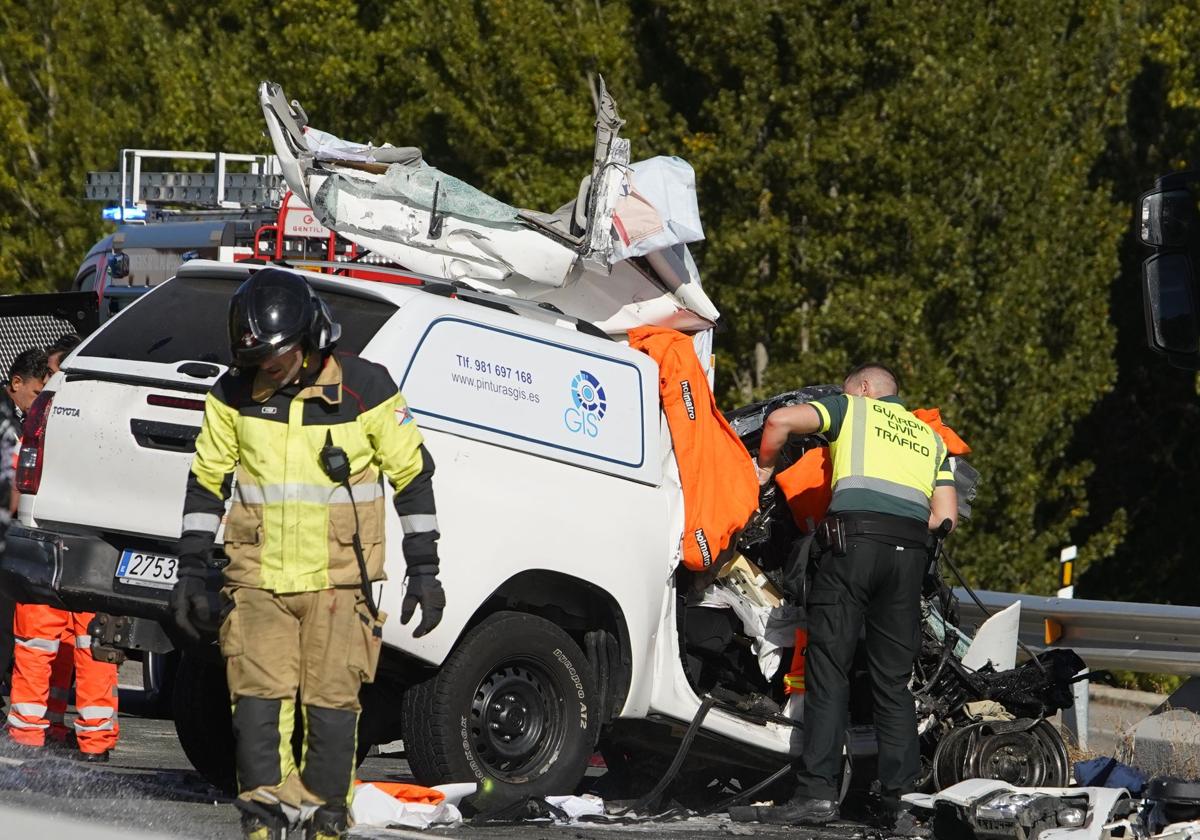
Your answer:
[31,370,210,539]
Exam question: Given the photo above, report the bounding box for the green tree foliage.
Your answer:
[639,1,1136,592]
[1075,2,1200,604]
[0,0,1185,596]
[0,1,171,290]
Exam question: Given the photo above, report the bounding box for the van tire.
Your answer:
[172,651,237,794]
[402,611,600,807]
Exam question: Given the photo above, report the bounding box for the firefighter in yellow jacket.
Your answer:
[170,269,445,840]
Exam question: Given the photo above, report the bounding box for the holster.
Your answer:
[815,516,847,557]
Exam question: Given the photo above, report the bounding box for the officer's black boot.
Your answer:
[305,804,350,840]
[729,793,839,825]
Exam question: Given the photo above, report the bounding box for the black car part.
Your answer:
[1144,778,1200,834]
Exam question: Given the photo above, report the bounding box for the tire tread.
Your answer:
[402,611,599,799]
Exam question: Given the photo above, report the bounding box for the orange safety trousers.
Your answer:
[7,604,119,753]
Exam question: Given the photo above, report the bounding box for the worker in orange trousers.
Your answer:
[6,603,119,761]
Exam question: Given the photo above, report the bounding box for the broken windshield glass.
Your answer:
[318,161,519,226]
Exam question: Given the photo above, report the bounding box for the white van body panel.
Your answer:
[364,293,661,486]
[376,425,672,720]
[647,579,798,757]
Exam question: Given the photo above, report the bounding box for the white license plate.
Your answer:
[115,550,179,590]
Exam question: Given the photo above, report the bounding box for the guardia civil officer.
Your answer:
[170,268,446,840]
[734,363,957,829]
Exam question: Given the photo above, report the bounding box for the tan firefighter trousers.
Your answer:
[219,585,385,811]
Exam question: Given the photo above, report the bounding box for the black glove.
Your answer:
[400,564,445,638]
[170,564,216,641]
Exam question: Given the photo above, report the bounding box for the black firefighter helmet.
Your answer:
[227,268,341,367]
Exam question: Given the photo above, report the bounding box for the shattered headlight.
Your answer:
[976,792,1046,821]
[971,791,1089,838]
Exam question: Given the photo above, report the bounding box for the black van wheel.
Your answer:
[402,611,600,807]
[172,651,237,794]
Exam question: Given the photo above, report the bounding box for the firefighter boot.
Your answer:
[305,804,349,839]
[236,800,288,840]
[240,814,286,840]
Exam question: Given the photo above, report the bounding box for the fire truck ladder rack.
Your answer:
[86,149,285,213]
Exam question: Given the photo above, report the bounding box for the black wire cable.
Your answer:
[916,637,955,696]
[591,696,719,823]
[938,543,1046,674]
[321,429,380,619]
[626,696,716,815]
[341,478,380,619]
[702,760,796,815]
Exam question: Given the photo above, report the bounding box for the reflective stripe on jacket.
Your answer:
[182,353,429,593]
[812,395,953,522]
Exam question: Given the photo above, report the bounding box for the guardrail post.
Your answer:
[1055,546,1089,750]
[1057,545,1076,599]
[1062,674,1090,751]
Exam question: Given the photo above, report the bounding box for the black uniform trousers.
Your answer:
[794,532,927,801]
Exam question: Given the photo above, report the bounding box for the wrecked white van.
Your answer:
[0,81,1078,807]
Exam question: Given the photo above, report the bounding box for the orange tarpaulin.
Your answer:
[353,781,445,804]
[628,327,759,571]
[775,447,833,535]
[912,407,971,456]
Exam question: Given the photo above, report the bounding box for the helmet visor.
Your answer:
[228,270,316,366]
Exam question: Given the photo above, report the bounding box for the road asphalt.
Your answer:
[0,683,1172,840]
[0,714,823,840]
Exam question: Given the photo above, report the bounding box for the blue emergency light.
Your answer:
[101,206,147,222]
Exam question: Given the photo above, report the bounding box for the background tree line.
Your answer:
[0,0,1196,600]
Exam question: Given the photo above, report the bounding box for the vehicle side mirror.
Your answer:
[1139,188,1200,247]
[108,251,130,280]
[1143,251,1200,367]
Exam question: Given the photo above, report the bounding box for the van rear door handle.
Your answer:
[130,419,200,453]
[177,362,220,379]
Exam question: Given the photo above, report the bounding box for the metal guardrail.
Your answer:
[953,589,1200,674]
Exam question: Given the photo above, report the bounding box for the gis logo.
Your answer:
[563,370,607,438]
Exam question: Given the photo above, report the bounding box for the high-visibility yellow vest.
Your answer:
[812,395,952,522]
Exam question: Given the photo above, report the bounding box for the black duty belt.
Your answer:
[834,511,930,546]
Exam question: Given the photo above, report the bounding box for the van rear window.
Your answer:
[80,274,397,365]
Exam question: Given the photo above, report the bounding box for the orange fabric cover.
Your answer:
[912,407,971,456]
[8,604,119,752]
[355,781,446,804]
[627,327,759,571]
[774,447,833,535]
